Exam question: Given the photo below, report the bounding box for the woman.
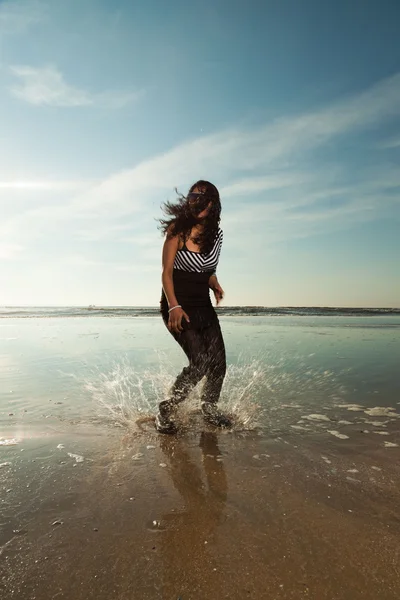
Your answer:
[156,180,232,434]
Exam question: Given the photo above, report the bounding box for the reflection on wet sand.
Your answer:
[1,426,400,600]
[158,432,227,596]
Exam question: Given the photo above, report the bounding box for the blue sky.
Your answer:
[0,0,399,307]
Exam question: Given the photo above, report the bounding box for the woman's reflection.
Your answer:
[158,431,228,597]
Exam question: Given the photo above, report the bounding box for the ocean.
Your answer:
[1,308,400,599]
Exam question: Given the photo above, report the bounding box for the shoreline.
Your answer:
[1,307,400,320]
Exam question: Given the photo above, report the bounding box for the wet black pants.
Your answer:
[167,320,226,406]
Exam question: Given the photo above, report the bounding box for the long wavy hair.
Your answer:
[159,180,221,254]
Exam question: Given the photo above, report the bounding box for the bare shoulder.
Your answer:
[163,226,181,252]
[163,225,177,241]
[165,223,175,238]
[165,225,186,251]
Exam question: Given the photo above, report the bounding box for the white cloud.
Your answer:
[9,65,91,106]
[0,179,94,191]
[219,172,311,197]
[2,71,400,252]
[0,0,45,34]
[9,65,143,108]
[378,135,400,149]
[69,71,400,213]
[95,89,145,109]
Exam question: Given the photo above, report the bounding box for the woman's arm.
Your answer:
[162,234,180,309]
[162,233,190,333]
[208,273,218,290]
[208,273,224,305]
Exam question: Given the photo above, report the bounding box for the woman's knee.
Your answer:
[207,355,226,379]
[185,360,207,383]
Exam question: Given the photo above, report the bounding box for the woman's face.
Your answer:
[189,187,212,219]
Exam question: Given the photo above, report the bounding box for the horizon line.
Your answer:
[1,305,399,310]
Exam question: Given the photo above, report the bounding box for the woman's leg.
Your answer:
[199,320,231,427]
[168,327,209,404]
[156,326,208,433]
[156,318,230,432]
[200,319,226,404]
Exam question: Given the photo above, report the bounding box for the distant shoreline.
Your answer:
[1,306,400,318]
[1,304,399,310]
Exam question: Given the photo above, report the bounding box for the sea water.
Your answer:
[1,312,399,440]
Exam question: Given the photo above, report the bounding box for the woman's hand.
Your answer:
[212,282,224,305]
[208,274,224,306]
[168,306,190,334]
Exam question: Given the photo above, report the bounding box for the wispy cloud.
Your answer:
[8,65,143,108]
[0,179,95,191]
[2,72,400,253]
[378,135,400,149]
[0,0,45,34]
[219,172,311,197]
[49,71,400,233]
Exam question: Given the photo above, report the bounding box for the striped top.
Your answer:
[173,228,223,273]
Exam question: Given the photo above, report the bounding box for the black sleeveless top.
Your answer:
[160,231,223,329]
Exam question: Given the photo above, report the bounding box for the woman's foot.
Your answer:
[201,402,232,428]
[155,401,177,434]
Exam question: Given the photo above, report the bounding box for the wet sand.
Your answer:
[1,416,400,600]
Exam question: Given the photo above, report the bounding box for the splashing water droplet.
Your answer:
[82,352,347,433]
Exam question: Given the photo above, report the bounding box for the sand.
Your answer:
[1,417,400,600]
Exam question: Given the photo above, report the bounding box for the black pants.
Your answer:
[166,319,226,406]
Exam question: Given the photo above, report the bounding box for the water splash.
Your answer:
[0,438,20,446]
[84,351,347,433]
[84,355,173,424]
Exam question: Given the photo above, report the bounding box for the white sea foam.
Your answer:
[321,455,332,464]
[364,407,399,417]
[67,452,84,463]
[132,453,144,460]
[0,438,19,446]
[301,414,331,422]
[327,430,349,440]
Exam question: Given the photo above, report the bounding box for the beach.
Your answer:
[1,310,400,599]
